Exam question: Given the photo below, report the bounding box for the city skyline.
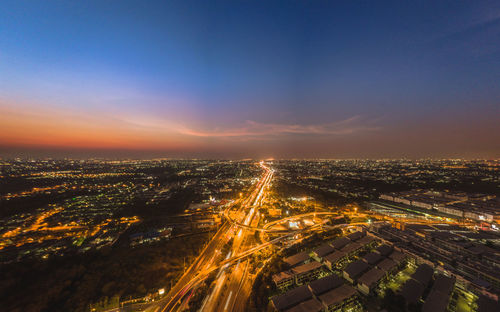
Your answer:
[1,0,500,159]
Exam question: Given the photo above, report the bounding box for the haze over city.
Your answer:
[1,0,499,159]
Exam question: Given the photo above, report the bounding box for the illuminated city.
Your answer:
[1,1,500,312]
[1,159,499,311]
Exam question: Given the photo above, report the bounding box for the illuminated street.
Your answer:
[158,162,274,312]
[153,162,382,312]
[2,2,500,311]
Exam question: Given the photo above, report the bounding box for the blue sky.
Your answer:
[0,0,499,158]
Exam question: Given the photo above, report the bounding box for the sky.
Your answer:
[0,0,499,159]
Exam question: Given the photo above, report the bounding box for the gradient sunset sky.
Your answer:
[1,0,499,159]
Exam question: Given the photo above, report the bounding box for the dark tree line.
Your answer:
[0,233,210,312]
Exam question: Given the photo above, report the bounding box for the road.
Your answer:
[157,162,273,312]
[199,162,273,311]
[108,162,387,312]
[137,220,367,312]
[145,162,370,312]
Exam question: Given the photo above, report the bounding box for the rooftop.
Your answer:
[330,237,351,250]
[271,285,312,311]
[312,243,335,258]
[344,260,370,279]
[323,250,347,264]
[285,298,323,312]
[363,252,383,265]
[376,258,397,273]
[284,251,310,267]
[411,264,434,286]
[308,274,343,296]
[432,275,455,296]
[292,261,322,275]
[376,244,394,257]
[421,275,455,312]
[273,271,294,284]
[347,231,365,241]
[318,284,357,307]
[388,250,406,264]
[400,278,425,304]
[341,242,362,254]
[357,235,376,246]
[358,267,385,287]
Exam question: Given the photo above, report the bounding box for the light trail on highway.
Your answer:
[200,162,272,311]
[158,162,273,312]
[154,162,373,312]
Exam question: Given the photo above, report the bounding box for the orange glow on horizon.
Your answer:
[0,102,195,150]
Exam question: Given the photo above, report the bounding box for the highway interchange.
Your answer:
[146,162,376,312]
[119,161,456,312]
[156,162,274,312]
[128,161,389,312]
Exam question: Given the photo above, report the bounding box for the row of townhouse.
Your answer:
[271,274,362,312]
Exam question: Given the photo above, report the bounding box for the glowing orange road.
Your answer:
[159,162,272,312]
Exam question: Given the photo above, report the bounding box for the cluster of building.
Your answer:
[269,225,500,312]
[400,265,455,312]
[271,230,407,312]
[379,190,500,224]
[271,275,360,312]
[0,159,259,262]
[344,243,406,295]
[0,187,141,262]
[374,223,500,298]
[273,159,500,200]
[174,160,260,200]
[273,231,377,291]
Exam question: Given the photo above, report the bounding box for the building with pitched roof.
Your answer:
[318,284,360,312]
[357,267,386,295]
[271,285,312,311]
[293,261,324,285]
[308,274,343,296]
[343,259,370,284]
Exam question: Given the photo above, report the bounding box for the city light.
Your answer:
[1,0,500,310]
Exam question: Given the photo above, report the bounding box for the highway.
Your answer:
[151,219,367,311]
[102,162,461,312]
[157,162,273,312]
[199,162,273,311]
[150,162,368,312]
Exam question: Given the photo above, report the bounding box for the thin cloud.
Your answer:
[178,116,381,139]
[429,9,500,46]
